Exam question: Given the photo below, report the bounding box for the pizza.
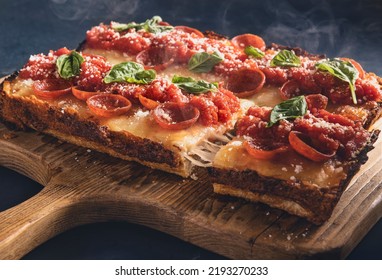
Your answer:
[1,16,381,224]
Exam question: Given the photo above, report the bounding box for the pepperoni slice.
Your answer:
[289,131,336,162]
[279,80,300,100]
[152,102,200,130]
[136,48,174,71]
[139,94,159,110]
[72,86,101,101]
[226,68,265,98]
[175,26,204,38]
[244,139,289,160]
[32,79,72,99]
[231,34,266,51]
[87,94,132,118]
[340,58,365,79]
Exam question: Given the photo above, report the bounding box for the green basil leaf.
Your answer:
[104,62,156,84]
[111,16,173,34]
[267,95,307,127]
[316,59,359,104]
[244,45,265,59]
[172,75,218,94]
[270,50,301,67]
[56,51,84,79]
[144,16,173,33]
[126,69,156,84]
[188,51,223,73]
[111,22,139,32]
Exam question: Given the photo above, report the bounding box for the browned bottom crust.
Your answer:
[209,130,380,225]
[0,76,191,177]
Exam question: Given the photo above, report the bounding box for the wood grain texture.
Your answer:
[0,119,381,259]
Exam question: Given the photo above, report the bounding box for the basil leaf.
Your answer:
[126,69,156,84]
[111,22,139,32]
[316,59,359,104]
[188,51,223,73]
[267,95,307,127]
[270,50,301,67]
[111,16,173,34]
[144,16,173,33]
[56,51,84,79]
[104,62,156,84]
[244,45,265,59]
[172,75,218,94]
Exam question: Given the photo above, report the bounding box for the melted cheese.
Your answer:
[83,47,224,83]
[83,48,135,66]
[213,139,348,188]
[105,112,228,151]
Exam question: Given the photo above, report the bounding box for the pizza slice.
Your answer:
[208,44,382,224]
[0,47,240,177]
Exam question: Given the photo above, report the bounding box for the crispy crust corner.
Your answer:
[209,130,380,225]
[0,76,192,177]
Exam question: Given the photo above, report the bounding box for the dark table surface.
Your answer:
[0,0,381,259]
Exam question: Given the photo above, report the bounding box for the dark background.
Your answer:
[0,0,381,259]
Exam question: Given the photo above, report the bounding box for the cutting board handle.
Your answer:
[0,184,76,259]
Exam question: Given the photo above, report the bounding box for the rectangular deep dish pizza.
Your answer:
[1,16,381,224]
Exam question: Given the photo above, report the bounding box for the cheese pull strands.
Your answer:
[183,139,225,167]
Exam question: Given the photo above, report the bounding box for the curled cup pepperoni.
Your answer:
[138,94,159,110]
[72,86,101,101]
[244,139,289,160]
[226,68,265,98]
[288,131,336,162]
[152,102,200,130]
[174,26,204,38]
[279,80,300,100]
[231,34,266,51]
[136,48,174,71]
[87,94,132,118]
[32,79,72,99]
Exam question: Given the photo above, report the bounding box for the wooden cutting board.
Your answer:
[0,116,381,260]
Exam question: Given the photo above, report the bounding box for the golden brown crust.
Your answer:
[213,183,313,220]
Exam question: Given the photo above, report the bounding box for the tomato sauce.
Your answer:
[236,101,370,160]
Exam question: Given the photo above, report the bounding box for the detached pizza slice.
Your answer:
[209,45,382,224]
[0,46,242,177]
